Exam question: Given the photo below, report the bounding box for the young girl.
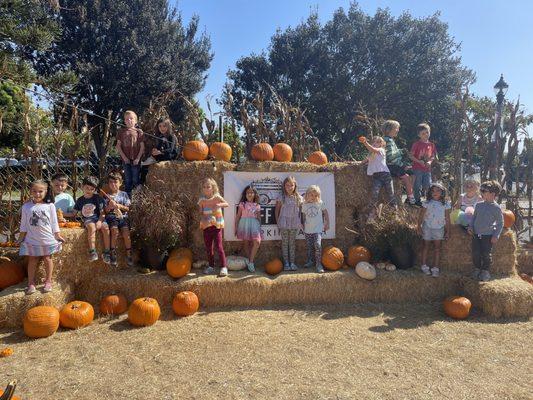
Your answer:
[301,185,329,273]
[417,183,451,278]
[18,180,65,294]
[198,178,229,276]
[234,185,262,272]
[275,176,302,271]
[455,178,483,211]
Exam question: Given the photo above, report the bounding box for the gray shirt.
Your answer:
[469,201,504,238]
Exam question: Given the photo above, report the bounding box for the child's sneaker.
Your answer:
[219,267,228,277]
[246,260,256,273]
[421,264,431,275]
[431,267,440,277]
[43,281,53,292]
[471,268,481,280]
[88,249,98,262]
[102,250,111,265]
[316,264,325,273]
[126,254,134,268]
[290,263,298,271]
[283,262,291,271]
[479,270,491,282]
[405,196,416,206]
[203,266,215,275]
[25,284,36,295]
[110,249,118,267]
[303,261,314,269]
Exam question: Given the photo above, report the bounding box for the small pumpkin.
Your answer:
[166,256,192,278]
[183,140,209,161]
[0,347,13,358]
[321,247,344,271]
[23,306,60,338]
[0,259,25,290]
[172,291,199,317]
[347,245,371,268]
[308,151,328,165]
[265,258,283,275]
[443,296,472,320]
[273,143,293,162]
[168,247,193,261]
[251,143,274,161]
[100,294,128,315]
[355,261,376,280]
[503,209,515,228]
[60,301,94,329]
[128,297,161,327]
[209,142,232,162]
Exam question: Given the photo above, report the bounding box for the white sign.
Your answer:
[223,171,336,241]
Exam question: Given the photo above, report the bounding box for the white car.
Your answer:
[0,158,19,168]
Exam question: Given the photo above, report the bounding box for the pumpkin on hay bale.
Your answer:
[183,140,209,161]
[347,245,371,267]
[128,297,161,327]
[264,258,283,275]
[59,301,94,329]
[172,291,199,317]
[273,143,293,162]
[322,246,344,271]
[0,258,25,290]
[443,296,471,320]
[209,142,232,162]
[23,306,60,338]
[100,294,128,315]
[502,209,515,228]
[167,256,192,278]
[251,143,274,161]
[355,261,376,280]
[308,151,328,165]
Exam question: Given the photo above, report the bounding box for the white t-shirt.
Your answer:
[20,202,60,246]
[422,200,451,229]
[301,201,326,234]
[367,148,389,176]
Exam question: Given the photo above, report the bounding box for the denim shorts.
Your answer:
[105,215,129,229]
[422,225,445,241]
[83,215,100,227]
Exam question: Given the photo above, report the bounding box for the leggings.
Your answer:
[203,226,226,268]
[280,228,298,264]
[305,233,322,267]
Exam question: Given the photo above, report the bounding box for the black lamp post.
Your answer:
[489,74,509,180]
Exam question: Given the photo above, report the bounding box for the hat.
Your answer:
[430,182,445,191]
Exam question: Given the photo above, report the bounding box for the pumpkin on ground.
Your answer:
[355,261,377,280]
[128,297,161,327]
[251,143,274,161]
[172,291,199,317]
[166,256,192,278]
[308,151,328,165]
[443,296,472,320]
[183,140,209,161]
[503,209,515,228]
[347,245,371,268]
[321,247,344,271]
[265,258,283,275]
[0,347,14,358]
[100,294,128,315]
[60,301,94,329]
[273,143,293,162]
[209,142,232,162]
[23,306,60,338]
[168,247,193,261]
[0,259,25,290]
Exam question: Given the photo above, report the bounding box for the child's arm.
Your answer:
[275,200,282,223]
[234,205,242,236]
[358,137,382,154]
[444,208,451,239]
[215,195,229,208]
[492,208,504,244]
[323,209,330,232]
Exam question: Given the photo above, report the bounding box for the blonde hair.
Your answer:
[282,176,302,204]
[124,110,138,123]
[381,120,400,135]
[464,178,480,189]
[372,135,386,146]
[305,185,321,202]
[201,178,219,196]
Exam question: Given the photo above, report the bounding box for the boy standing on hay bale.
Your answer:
[468,180,504,282]
[410,123,437,206]
[116,110,144,195]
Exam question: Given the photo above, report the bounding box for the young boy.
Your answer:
[467,180,504,281]
[382,120,416,205]
[410,123,437,206]
[67,176,111,263]
[51,173,75,220]
[116,110,144,195]
[104,172,133,268]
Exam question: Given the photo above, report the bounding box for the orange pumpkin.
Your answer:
[100,294,128,315]
[321,246,344,271]
[168,247,193,261]
[265,258,283,275]
[503,209,515,228]
[172,291,199,317]
[183,140,209,161]
[0,259,25,289]
[59,301,94,329]
[23,305,60,338]
[443,296,472,320]
[347,245,371,268]
[273,143,293,162]
[128,297,161,327]
[209,142,232,162]
[251,143,274,161]
[0,347,14,358]
[308,151,328,165]
[166,256,192,278]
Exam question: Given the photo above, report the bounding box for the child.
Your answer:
[301,185,329,273]
[275,176,302,271]
[467,180,504,281]
[18,180,65,294]
[116,110,145,195]
[103,172,133,268]
[382,120,416,205]
[417,183,451,277]
[234,185,262,272]
[51,173,74,219]
[140,118,178,183]
[455,178,483,211]
[68,176,111,263]
[410,123,437,205]
[198,178,229,276]
[359,135,396,222]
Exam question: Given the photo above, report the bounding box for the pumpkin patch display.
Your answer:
[273,143,293,162]
[321,247,344,271]
[355,261,377,280]
[443,296,472,320]
[183,140,209,161]
[308,151,328,165]
[23,306,60,338]
[172,291,199,317]
[209,142,232,162]
[166,256,192,278]
[100,294,128,315]
[251,143,274,161]
[347,245,371,268]
[0,259,25,290]
[502,209,515,228]
[265,258,283,275]
[59,301,94,329]
[128,297,161,327]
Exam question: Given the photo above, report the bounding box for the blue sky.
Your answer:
[176,0,532,135]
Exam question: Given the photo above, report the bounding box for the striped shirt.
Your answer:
[198,196,224,230]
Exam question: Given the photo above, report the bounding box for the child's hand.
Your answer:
[491,236,498,244]
[324,222,330,232]
[467,228,473,236]
[358,136,367,144]
[55,233,66,243]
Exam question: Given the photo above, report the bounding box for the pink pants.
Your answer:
[203,226,226,268]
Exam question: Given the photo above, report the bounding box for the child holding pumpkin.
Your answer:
[301,185,329,273]
[18,180,65,294]
[234,185,262,272]
[199,178,229,276]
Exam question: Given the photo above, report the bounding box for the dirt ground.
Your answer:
[0,304,531,400]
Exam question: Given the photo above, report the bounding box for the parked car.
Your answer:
[0,158,20,168]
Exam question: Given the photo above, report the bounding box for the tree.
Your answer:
[30,0,212,158]
[225,3,474,157]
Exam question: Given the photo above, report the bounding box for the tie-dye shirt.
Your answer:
[198,196,224,230]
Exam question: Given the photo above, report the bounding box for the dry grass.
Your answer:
[517,250,533,275]
[0,304,531,400]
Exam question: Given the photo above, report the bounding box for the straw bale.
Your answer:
[517,250,533,275]
[462,276,533,318]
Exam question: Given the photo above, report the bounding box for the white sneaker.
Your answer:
[283,262,291,271]
[421,264,431,275]
[431,267,440,277]
[290,263,298,271]
[246,261,255,273]
[219,267,228,277]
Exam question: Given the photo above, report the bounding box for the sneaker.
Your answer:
[137,267,151,274]
[316,264,325,273]
[303,261,314,269]
[421,264,431,275]
[405,197,416,206]
[43,281,52,292]
[431,267,440,277]
[283,262,291,271]
[414,200,423,207]
[102,250,111,265]
[290,263,298,271]
[246,261,256,273]
[203,266,215,275]
[110,250,118,267]
[471,268,481,280]
[219,267,229,277]
[479,270,491,282]
[88,249,98,262]
[25,284,36,295]
[126,255,134,268]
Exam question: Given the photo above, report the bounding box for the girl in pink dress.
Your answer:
[235,185,262,272]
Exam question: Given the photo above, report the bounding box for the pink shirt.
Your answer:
[411,140,437,172]
[239,202,260,218]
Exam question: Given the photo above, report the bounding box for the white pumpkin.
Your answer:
[226,255,248,271]
[385,263,396,271]
[375,262,387,270]
[355,261,377,280]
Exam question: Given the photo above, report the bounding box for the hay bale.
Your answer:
[517,250,533,275]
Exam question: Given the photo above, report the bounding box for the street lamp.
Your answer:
[489,74,508,180]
